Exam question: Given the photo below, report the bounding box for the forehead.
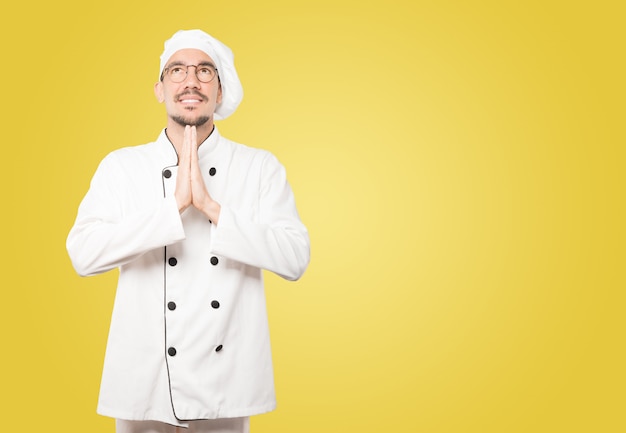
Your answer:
[165,48,216,66]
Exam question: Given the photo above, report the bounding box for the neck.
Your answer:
[166,120,215,155]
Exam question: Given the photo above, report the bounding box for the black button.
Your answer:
[168,302,176,311]
[209,167,216,176]
[211,300,220,309]
[215,345,223,352]
[210,257,219,265]
[168,257,177,266]
[168,347,177,356]
[163,169,171,178]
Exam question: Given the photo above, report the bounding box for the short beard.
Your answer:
[170,114,211,128]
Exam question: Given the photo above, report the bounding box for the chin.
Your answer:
[171,114,211,127]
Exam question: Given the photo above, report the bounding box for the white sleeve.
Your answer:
[66,153,186,277]
[209,153,310,281]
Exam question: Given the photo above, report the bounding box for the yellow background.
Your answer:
[1,1,624,431]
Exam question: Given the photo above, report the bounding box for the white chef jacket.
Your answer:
[67,128,310,427]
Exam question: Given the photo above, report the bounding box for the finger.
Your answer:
[175,126,193,212]
[190,127,203,185]
[182,125,191,166]
[189,127,210,206]
[190,126,198,166]
[179,126,187,168]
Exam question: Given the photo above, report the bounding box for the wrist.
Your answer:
[201,199,221,224]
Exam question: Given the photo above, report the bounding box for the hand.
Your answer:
[174,125,193,213]
[175,125,221,223]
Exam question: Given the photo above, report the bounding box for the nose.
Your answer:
[183,65,201,88]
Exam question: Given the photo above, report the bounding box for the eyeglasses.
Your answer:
[162,64,218,83]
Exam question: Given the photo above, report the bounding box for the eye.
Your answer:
[198,67,213,76]
[170,66,185,74]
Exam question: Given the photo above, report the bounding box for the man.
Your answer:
[67,29,310,433]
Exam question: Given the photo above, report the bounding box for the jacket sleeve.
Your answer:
[66,152,186,277]
[209,152,310,281]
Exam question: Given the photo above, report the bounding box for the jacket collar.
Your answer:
[155,127,221,165]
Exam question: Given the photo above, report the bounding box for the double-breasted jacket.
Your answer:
[67,128,310,426]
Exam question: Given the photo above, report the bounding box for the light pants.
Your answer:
[116,417,250,433]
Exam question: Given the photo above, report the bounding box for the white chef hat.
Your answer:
[159,29,243,120]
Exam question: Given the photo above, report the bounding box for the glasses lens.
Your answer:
[196,67,216,83]
[168,67,186,83]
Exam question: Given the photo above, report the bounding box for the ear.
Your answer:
[217,85,223,104]
[154,81,164,103]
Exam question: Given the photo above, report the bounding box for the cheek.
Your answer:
[161,87,173,102]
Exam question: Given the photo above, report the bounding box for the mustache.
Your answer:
[175,90,208,102]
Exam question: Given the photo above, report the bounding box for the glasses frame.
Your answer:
[161,63,219,83]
